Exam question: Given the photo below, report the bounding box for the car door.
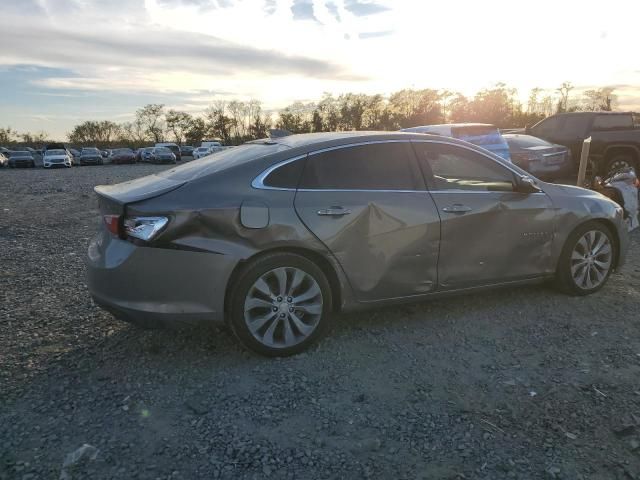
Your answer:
[294,141,441,302]
[412,141,556,290]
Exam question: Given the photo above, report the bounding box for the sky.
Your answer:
[0,0,639,139]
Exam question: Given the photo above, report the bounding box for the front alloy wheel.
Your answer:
[229,253,331,356]
[556,222,616,295]
[570,230,612,290]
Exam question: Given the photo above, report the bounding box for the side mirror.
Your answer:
[516,175,541,194]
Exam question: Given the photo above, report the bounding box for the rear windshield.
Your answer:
[158,143,290,182]
[504,135,550,148]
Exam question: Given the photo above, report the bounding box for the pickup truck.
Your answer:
[525,111,640,175]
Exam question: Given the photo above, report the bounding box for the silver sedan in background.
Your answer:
[87,132,628,356]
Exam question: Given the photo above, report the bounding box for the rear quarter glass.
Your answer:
[157,143,290,182]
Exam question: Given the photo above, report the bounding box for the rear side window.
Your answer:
[592,114,634,130]
[299,142,421,190]
[414,142,514,192]
[263,158,306,188]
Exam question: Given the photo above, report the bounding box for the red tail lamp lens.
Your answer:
[103,215,121,236]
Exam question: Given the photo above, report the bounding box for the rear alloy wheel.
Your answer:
[556,222,615,295]
[605,153,637,176]
[229,253,331,356]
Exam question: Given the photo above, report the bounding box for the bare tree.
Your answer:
[136,104,166,143]
[556,82,573,113]
[165,110,194,145]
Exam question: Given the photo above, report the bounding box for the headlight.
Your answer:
[124,216,169,241]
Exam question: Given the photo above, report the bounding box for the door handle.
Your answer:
[317,207,352,216]
[442,204,472,214]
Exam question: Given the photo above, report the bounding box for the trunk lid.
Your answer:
[94,174,186,213]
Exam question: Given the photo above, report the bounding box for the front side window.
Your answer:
[414,142,514,192]
[299,142,420,190]
[531,116,560,137]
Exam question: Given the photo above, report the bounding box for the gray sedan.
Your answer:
[87,132,628,356]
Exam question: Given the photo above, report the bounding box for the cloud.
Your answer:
[344,0,390,16]
[325,1,340,21]
[0,23,359,83]
[156,0,235,8]
[264,0,277,14]
[291,0,319,22]
[358,30,393,39]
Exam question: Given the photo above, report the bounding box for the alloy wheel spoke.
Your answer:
[295,302,322,315]
[289,269,306,295]
[253,277,274,299]
[273,268,288,297]
[262,316,280,346]
[248,312,277,333]
[283,316,295,345]
[293,283,320,304]
[590,233,606,255]
[289,312,314,336]
[245,297,273,310]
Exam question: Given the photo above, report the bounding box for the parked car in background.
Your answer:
[1,147,12,157]
[68,148,81,165]
[180,145,194,157]
[155,143,181,161]
[139,147,155,163]
[503,134,572,181]
[192,146,211,159]
[149,147,177,164]
[80,148,104,166]
[201,141,222,150]
[526,112,640,175]
[109,148,136,165]
[8,151,36,168]
[0,152,8,167]
[43,149,72,168]
[88,131,628,356]
[401,123,512,161]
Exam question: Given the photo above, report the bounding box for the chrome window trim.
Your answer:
[251,154,307,191]
[251,138,534,193]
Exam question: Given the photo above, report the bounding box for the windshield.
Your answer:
[45,149,66,155]
[158,143,290,182]
[113,148,133,154]
[82,149,99,154]
[10,151,31,157]
[155,147,171,153]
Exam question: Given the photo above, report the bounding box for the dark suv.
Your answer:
[527,112,640,174]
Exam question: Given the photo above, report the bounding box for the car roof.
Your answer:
[246,131,465,150]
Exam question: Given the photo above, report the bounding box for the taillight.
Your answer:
[123,217,168,241]
[103,215,121,236]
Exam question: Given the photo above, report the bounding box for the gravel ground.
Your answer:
[1,164,640,480]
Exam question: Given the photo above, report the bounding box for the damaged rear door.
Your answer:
[294,141,441,302]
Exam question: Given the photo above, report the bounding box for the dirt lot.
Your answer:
[1,164,640,480]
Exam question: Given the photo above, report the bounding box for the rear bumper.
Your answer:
[87,233,237,327]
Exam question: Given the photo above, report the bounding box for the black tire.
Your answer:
[555,221,616,296]
[605,152,638,176]
[228,252,332,357]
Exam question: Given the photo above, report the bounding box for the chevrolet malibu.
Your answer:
[87,132,628,356]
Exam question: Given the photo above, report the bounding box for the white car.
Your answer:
[43,149,72,168]
[192,146,211,159]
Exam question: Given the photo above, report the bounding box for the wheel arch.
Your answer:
[224,246,345,316]
[603,145,639,164]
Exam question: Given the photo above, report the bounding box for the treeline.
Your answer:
[0,82,619,147]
